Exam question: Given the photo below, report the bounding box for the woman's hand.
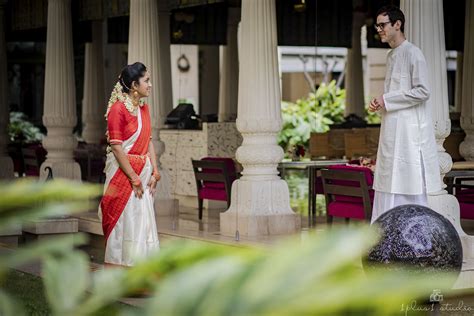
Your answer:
[152,170,161,182]
[147,176,158,196]
[130,176,144,199]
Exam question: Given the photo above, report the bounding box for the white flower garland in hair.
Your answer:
[104,81,144,120]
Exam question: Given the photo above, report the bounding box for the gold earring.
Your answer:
[133,90,139,97]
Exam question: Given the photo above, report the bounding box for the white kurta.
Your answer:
[373,40,441,196]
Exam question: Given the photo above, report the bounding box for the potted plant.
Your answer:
[7,112,46,176]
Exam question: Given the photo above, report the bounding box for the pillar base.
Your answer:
[40,160,82,181]
[220,179,301,237]
[0,156,14,179]
[428,192,474,289]
[428,191,465,237]
[155,166,172,199]
[154,198,179,217]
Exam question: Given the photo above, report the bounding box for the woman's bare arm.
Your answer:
[148,141,159,175]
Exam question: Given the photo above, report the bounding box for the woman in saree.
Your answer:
[99,62,160,267]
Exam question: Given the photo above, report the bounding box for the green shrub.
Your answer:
[279,83,383,157]
[278,81,345,156]
[8,112,44,144]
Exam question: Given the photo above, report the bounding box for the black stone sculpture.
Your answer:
[365,204,463,276]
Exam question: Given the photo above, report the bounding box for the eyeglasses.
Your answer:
[374,21,391,31]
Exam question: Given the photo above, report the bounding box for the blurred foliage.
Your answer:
[8,112,44,144]
[0,179,463,316]
[0,179,99,232]
[145,230,457,316]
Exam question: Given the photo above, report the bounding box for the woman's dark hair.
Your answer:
[376,5,405,33]
[119,62,147,93]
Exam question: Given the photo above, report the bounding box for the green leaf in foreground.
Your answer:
[0,179,100,230]
[141,227,459,316]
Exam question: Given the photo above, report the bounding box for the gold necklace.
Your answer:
[105,82,145,119]
[122,93,144,115]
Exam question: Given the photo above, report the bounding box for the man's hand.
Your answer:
[368,95,385,112]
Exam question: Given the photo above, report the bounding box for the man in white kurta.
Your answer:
[369,5,442,222]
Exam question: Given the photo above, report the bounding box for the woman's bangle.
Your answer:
[129,175,141,186]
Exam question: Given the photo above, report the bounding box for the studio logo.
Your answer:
[429,289,443,303]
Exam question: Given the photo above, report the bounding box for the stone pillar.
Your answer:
[220,0,300,237]
[218,8,240,122]
[129,0,174,201]
[156,0,173,123]
[199,45,219,117]
[400,0,466,235]
[459,1,474,161]
[40,0,81,180]
[82,21,106,144]
[454,53,463,113]
[128,0,173,167]
[344,8,365,118]
[0,1,13,179]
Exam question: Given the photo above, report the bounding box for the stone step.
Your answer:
[23,217,78,241]
[75,211,103,236]
[0,225,22,247]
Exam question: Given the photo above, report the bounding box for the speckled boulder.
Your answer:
[365,204,462,275]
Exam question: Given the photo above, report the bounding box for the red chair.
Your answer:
[309,161,361,225]
[191,157,237,220]
[321,165,374,224]
[452,177,474,220]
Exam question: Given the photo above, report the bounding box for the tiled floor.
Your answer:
[77,204,474,250]
[76,204,367,250]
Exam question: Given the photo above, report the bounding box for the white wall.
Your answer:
[171,44,199,113]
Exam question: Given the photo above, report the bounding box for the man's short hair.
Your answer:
[376,5,405,33]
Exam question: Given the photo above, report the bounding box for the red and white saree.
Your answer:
[99,101,160,266]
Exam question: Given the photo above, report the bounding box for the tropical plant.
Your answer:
[278,81,345,156]
[279,84,385,157]
[8,112,44,143]
[0,179,463,315]
[0,179,100,315]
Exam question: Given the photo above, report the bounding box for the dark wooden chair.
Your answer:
[21,145,47,177]
[191,158,236,220]
[321,167,373,225]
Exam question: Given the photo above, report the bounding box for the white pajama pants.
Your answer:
[371,154,428,223]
